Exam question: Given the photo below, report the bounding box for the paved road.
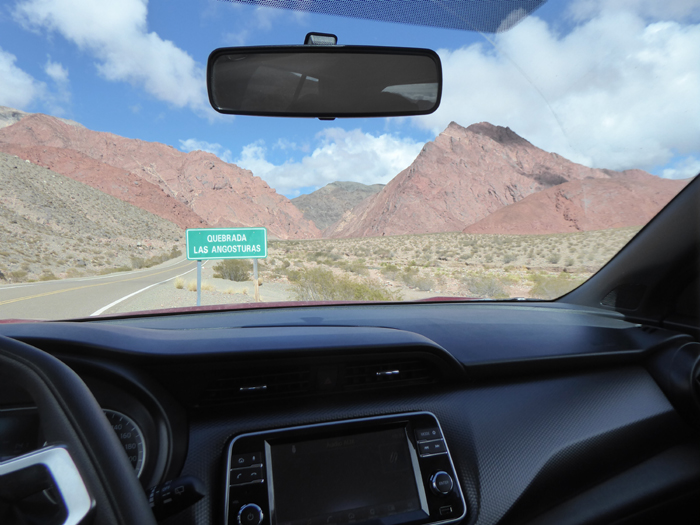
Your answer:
[0,257,199,320]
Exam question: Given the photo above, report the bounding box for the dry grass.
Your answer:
[186,280,197,292]
[201,282,215,291]
[174,277,185,289]
[260,227,640,300]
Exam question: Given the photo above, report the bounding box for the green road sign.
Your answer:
[186,228,267,260]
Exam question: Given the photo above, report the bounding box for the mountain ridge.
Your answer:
[0,113,320,239]
[324,122,675,238]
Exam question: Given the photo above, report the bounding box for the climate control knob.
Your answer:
[238,504,263,525]
[430,471,454,496]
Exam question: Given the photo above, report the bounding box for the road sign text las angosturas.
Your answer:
[186,228,267,260]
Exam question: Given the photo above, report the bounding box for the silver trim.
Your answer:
[240,386,268,392]
[405,427,430,515]
[0,446,93,525]
[223,411,467,525]
[238,503,264,525]
[376,370,400,377]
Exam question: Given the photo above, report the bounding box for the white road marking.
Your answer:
[90,263,203,317]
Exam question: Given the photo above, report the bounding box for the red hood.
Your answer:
[0,297,479,323]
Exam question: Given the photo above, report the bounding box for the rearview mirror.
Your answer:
[207,46,442,118]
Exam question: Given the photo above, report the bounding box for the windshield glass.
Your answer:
[0,0,697,320]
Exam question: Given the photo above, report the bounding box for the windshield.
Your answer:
[0,0,697,320]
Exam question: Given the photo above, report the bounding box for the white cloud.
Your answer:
[415,7,700,173]
[44,59,68,84]
[662,156,700,179]
[221,3,307,45]
[179,138,234,164]
[14,0,210,115]
[569,0,700,23]
[234,128,424,197]
[0,47,45,109]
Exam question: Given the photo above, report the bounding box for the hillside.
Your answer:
[0,112,320,239]
[0,105,83,130]
[463,171,691,234]
[0,153,183,281]
[291,181,384,230]
[325,122,634,238]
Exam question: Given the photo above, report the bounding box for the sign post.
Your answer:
[197,260,202,306]
[185,228,268,304]
[253,259,259,302]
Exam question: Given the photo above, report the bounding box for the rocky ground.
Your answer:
[0,153,184,283]
[258,227,640,300]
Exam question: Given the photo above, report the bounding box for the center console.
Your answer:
[224,413,466,525]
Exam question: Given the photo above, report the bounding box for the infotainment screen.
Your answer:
[268,428,427,525]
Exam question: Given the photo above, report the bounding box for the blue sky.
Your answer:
[1,0,699,198]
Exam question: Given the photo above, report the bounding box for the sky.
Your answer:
[1,0,699,198]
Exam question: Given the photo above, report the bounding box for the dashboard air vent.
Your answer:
[343,359,436,391]
[203,366,311,404]
[195,354,444,407]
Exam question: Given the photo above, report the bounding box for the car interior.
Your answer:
[0,1,699,525]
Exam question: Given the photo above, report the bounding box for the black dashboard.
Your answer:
[1,301,699,525]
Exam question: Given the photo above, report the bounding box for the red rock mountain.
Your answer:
[325,122,646,238]
[0,114,320,239]
[0,144,205,230]
[463,171,691,235]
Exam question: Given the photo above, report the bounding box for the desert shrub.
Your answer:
[213,259,252,281]
[98,265,132,275]
[399,267,434,290]
[547,253,561,264]
[285,269,303,282]
[10,270,28,281]
[346,259,367,275]
[130,256,146,269]
[65,268,83,278]
[187,280,197,292]
[201,282,215,291]
[529,273,583,299]
[174,277,185,289]
[291,268,398,302]
[462,274,508,299]
[39,271,58,281]
[380,264,400,280]
[503,253,517,264]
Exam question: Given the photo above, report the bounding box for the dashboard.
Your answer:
[1,301,699,525]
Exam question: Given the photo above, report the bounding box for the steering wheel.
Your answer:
[0,335,156,525]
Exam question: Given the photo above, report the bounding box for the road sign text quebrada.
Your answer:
[186,228,267,260]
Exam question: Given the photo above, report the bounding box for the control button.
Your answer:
[230,466,264,486]
[238,504,263,525]
[430,439,446,454]
[439,506,453,516]
[415,427,442,442]
[430,471,454,496]
[231,452,263,469]
[418,439,446,457]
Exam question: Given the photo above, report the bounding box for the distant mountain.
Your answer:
[0,152,182,279]
[325,122,627,238]
[0,112,320,239]
[291,181,384,231]
[0,105,83,130]
[462,171,691,234]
